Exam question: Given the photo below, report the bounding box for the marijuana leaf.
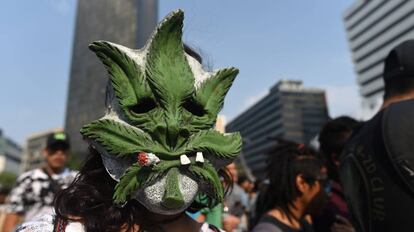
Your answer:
[113,163,168,204]
[89,41,152,108]
[189,161,224,202]
[80,119,154,156]
[153,160,181,172]
[113,164,141,204]
[113,164,163,204]
[186,130,242,159]
[146,9,195,108]
[195,68,239,117]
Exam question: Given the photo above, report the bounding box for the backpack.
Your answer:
[382,99,414,194]
[340,99,414,232]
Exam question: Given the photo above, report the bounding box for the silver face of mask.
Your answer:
[134,173,199,215]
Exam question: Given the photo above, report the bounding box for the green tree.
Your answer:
[0,172,17,190]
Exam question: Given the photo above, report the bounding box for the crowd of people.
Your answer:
[1,9,414,232]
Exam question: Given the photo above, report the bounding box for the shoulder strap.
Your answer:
[208,224,221,232]
[382,99,414,195]
[53,217,68,232]
[340,121,379,232]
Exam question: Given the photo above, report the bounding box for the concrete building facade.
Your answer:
[344,0,414,118]
[226,80,329,178]
[20,128,63,172]
[65,0,158,158]
[0,129,22,175]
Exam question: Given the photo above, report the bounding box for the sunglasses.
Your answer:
[47,143,70,155]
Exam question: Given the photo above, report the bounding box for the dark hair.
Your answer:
[55,148,232,232]
[184,44,202,64]
[318,116,358,181]
[254,142,322,225]
[237,175,250,186]
[383,76,414,100]
[55,149,149,232]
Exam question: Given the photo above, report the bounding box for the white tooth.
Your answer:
[180,154,191,165]
[196,152,204,163]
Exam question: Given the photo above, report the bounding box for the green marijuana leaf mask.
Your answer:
[81,10,241,215]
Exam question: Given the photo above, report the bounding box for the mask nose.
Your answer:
[154,119,189,150]
[161,167,184,209]
[166,121,179,148]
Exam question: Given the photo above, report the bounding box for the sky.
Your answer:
[0,0,357,145]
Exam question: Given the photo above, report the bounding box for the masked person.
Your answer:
[16,10,242,232]
[341,40,414,232]
[252,143,326,232]
[3,132,77,232]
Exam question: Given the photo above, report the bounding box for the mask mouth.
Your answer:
[98,139,208,181]
[133,168,199,215]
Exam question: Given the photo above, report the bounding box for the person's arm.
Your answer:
[2,173,29,232]
[2,213,22,232]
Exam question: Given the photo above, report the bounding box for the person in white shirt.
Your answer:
[2,131,77,232]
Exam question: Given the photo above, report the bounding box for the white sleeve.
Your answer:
[15,214,54,232]
[15,214,85,232]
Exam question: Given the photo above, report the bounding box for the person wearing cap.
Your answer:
[2,131,77,232]
[340,40,414,232]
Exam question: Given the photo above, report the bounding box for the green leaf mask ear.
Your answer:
[80,119,154,156]
[146,10,195,108]
[89,41,152,108]
[195,68,239,118]
[186,130,242,159]
[189,161,224,202]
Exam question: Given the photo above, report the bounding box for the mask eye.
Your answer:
[183,99,206,117]
[129,97,157,114]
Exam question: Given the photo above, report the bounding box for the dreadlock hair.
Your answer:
[254,141,322,226]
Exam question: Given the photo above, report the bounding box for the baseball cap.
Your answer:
[46,131,70,151]
[383,40,414,81]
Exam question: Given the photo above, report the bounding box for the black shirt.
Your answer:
[252,215,314,232]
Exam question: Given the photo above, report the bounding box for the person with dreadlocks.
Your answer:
[252,142,326,232]
[16,9,241,232]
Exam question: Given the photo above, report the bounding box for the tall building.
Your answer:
[0,129,22,174]
[226,80,329,178]
[65,0,158,158]
[343,0,414,118]
[20,128,63,172]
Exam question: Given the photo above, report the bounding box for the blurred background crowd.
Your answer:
[2,0,414,231]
